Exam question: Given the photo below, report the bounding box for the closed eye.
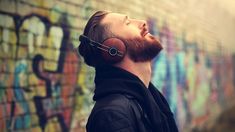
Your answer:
[126,19,130,25]
[124,16,130,25]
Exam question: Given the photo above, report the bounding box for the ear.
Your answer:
[101,38,126,63]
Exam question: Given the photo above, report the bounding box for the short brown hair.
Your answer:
[78,11,112,67]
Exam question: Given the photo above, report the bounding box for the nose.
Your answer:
[141,20,147,29]
[138,20,147,29]
[131,19,147,29]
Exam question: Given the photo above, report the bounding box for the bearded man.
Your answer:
[78,11,178,132]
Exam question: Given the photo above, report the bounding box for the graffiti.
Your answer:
[150,21,235,131]
[0,1,235,132]
[0,9,91,131]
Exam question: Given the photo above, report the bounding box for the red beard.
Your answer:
[123,34,163,62]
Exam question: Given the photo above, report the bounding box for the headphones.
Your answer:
[79,35,126,63]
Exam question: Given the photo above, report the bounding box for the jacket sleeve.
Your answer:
[89,110,136,132]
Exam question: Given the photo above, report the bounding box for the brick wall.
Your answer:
[0,0,235,131]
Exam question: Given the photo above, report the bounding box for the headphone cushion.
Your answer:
[101,38,126,63]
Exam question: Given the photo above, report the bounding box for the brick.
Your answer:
[30,125,42,132]
[15,1,33,16]
[28,100,36,114]
[65,0,84,5]
[49,7,63,23]
[28,0,44,7]
[35,85,46,97]
[42,0,54,9]
[66,3,79,17]
[28,73,40,86]
[31,6,50,18]
[0,0,16,14]
[67,15,83,29]
[17,46,28,59]
[0,90,7,103]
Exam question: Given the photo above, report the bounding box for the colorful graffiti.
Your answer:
[150,20,235,130]
[0,8,95,131]
[0,1,235,132]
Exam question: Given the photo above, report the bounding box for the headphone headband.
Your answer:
[79,35,124,57]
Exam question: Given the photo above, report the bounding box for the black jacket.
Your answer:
[86,65,178,132]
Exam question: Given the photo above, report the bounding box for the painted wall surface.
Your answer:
[0,0,235,132]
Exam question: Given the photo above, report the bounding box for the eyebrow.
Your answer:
[123,15,128,23]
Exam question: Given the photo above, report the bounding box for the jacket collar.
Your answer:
[94,65,171,114]
[94,65,147,101]
[95,65,144,86]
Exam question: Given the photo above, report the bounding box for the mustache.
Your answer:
[140,26,149,37]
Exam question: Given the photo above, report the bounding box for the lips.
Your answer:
[143,32,149,36]
[141,27,149,37]
[141,30,148,37]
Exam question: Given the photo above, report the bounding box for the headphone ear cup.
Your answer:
[101,38,126,63]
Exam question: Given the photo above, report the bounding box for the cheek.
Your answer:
[113,25,141,39]
[129,26,141,36]
[110,23,124,35]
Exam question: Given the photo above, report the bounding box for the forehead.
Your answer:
[101,13,125,25]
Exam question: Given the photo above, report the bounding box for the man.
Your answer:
[78,11,178,132]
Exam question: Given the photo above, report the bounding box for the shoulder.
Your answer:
[93,94,133,112]
[87,109,134,132]
[86,94,137,132]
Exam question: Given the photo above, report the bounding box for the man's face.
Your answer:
[101,13,163,62]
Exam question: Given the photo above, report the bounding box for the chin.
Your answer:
[145,33,162,49]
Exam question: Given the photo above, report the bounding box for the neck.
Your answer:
[114,58,152,88]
